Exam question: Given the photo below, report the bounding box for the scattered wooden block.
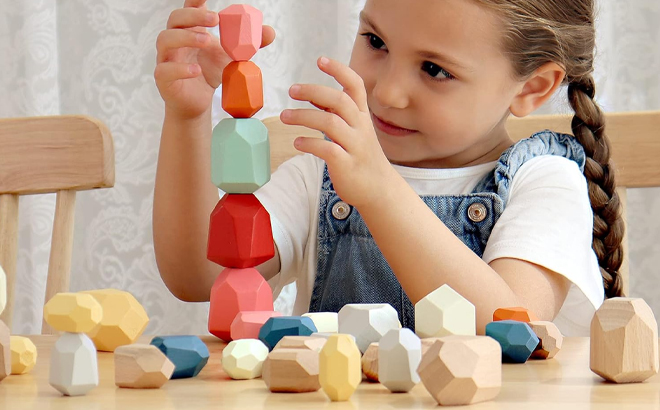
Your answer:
[49,332,99,396]
[273,336,326,352]
[222,62,263,118]
[485,320,539,363]
[312,332,355,342]
[150,336,209,379]
[0,263,6,315]
[208,267,274,341]
[80,289,149,352]
[258,316,317,351]
[10,336,37,375]
[529,321,563,359]
[338,303,401,353]
[493,307,539,323]
[421,337,443,357]
[361,342,379,382]
[417,336,501,406]
[262,348,320,392]
[378,328,421,392]
[218,4,263,61]
[114,344,175,388]
[302,312,339,333]
[319,334,361,401]
[43,293,102,333]
[0,320,9,382]
[222,339,269,380]
[231,311,282,340]
[415,284,476,338]
[590,297,659,383]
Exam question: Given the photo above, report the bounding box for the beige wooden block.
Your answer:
[0,320,9,381]
[378,328,421,392]
[319,334,362,401]
[338,303,401,353]
[421,337,443,357]
[590,297,659,383]
[415,284,476,338]
[262,348,320,392]
[273,335,326,352]
[417,336,501,406]
[0,263,6,315]
[222,339,269,380]
[529,321,563,359]
[43,293,102,333]
[361,342,379,382]
[302,312,338,333]
[10,336,37,375]
[115,344,175,388]
[50,332,99,396]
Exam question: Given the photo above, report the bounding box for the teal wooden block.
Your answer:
[150,335,210,379]
[485,320,539,363]
[258,316,318,351]
[211,118,270,194]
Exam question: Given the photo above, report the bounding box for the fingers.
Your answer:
[167,7,218,29]
[288,84,361,127]
[183,0,207,7]
[156,29,211,63]
[261,25,276,48]
[317,57,368,113]
[154,62,201,85]
[281,109,351,150]
[294,136,349,165]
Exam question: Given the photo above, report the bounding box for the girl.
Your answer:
[153,0,624,336]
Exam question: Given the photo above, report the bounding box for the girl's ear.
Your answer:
[509,63,566,117]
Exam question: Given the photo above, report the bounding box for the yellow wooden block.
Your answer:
[10,336,37,375]
[81,289,149,352]
[43,293,103,333]
[319,334,361,401]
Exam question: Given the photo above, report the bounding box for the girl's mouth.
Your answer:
[371,113,417,137]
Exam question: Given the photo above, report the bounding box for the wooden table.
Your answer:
[2,336,659,409]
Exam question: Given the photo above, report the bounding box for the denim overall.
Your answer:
[308,130,587,330]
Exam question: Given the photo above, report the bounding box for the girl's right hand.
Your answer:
[155,0,276,121]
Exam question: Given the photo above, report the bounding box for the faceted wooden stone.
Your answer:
[485,320,539,363]
[49,332,98,396]
[262,348,320,392]
[150,336,209,379]
[10,336,37,375]
[43,293,102,333]
[418,336,502,406]
[338,303,401,353]
[231,311,282,340]
[273,336,326,353]
[211,118,270,193]
[0,321,9,382]
[378,328,421,392]
[493,307,539,323]
[415,284,476,338]
[421,337,443,357]
[207,194,275,268]
[222,339,269,380]
[222,61,263,118]
[81,289,149,352]
[361,342,379,382]
[209,267,274,341]
[114,344,175,388]
[258,316,317,351]
[0,263,6,315]
[319,334,362,401]
[302,312,338,333]
[529,321,563,359]
[218,4,263,61]
[590,297,659,383]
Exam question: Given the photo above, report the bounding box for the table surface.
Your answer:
[2,335,659,409]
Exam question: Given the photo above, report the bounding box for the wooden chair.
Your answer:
[264,111,660,296]
[0,115,115,333]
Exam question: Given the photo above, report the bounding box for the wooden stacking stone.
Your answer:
[338,303,401,353]
[493,307,539,323]
[378,328,421,392]
[222,339,269,380]
[115,344,175,388]
[485,320,539,363]
[415,284,476,338]
[10,336,37,375]
[258,316,317,351]
[273,336,326,352]
[43,293,102,333]
[319,334,361,401]
[361,342,379,382]
[0,321,9,382]
[222,61,263,118]
[302,312,338,333]
[218,4,263,61]
[231,311,282,340]
[150,336,209,379]
[0,263,6,315]
[262,348,320,392]
[529,321,563,359]
[49,332,99,396]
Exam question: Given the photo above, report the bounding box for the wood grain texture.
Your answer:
[0,195,18,328]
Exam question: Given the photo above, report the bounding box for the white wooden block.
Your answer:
[49,332,99,396]
[338,304,401,353]
[415,284,475,338]
[302,312,338,333]
[222,339,269,380]
[378,328,421,392]
[0,320,9,381]
[0,264,6,315]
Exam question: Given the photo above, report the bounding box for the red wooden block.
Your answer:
[218,4,262,61]
[231,311,283,340]
[209,268,274,341]
[222,62,263,118]
[207,194,275,268]
[493,307,539,323]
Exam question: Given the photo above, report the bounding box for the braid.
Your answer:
[567,76,625,298]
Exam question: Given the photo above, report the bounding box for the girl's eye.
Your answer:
[422,61,454,80]
[361,33,387,51]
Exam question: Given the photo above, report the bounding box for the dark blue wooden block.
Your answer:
[485,320,539,363]
[258,316,317,350]
[150,335,210,379]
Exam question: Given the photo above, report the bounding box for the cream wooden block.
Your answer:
[529,321,563,360]
[361,342,379,382]
[222,339,269,380]
[338,304,401,353]
[0,320,9,381]
[0,264,6,315]
[115,344,175,388]
[10,336,37,375]
[378,328,422,392]
[273,336,326,353]
[319,334,362,401]
[49,332,99,396]
[415,284,476,338]
[417,336,502,406]
[43,293,103,333]
[302,312,338,333]
[590,297,659,383]
[262,348,320,392]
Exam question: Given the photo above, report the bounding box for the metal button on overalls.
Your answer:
[331,201,351,220]
[467,203,487,222]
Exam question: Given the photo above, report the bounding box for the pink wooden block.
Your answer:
[231,311,283,340]
[218,4,263,62]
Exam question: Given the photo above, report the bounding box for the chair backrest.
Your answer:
[264,111,660,296]
[0,115,114,333]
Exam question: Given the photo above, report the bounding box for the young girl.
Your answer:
[153,0,624,336]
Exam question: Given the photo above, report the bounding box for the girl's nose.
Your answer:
[372,62,410,110]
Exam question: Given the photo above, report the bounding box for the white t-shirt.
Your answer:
[230,153,604,337]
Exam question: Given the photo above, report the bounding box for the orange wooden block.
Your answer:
[218,4,262,61]
[208,268,274,341]
[493,307,539,323]
[222,61,263,118]
[231,311,282,340]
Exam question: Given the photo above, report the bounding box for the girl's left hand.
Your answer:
[280,56,395,211]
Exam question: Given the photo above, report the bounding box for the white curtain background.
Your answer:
[1,0,659,335]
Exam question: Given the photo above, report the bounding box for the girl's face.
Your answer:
[349,0,523,168]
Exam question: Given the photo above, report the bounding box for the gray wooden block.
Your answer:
[49,332,99,396]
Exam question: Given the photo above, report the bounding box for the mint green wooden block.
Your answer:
[211,118,271,193]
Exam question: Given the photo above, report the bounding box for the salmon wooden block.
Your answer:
[319,334,361,401]
[262,348,320,392]
[218,4,263,61]
[493,307,539,323]
[222,61,263,118]
[231,311,282,340]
